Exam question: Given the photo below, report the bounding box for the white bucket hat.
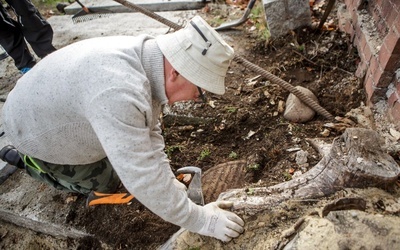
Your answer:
[156,16,234,95]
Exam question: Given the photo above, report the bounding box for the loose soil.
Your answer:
[1,1,399,250]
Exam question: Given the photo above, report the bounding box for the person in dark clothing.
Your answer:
[0,0,56,73]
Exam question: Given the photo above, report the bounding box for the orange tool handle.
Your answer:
[86,173,190,206]
[87,191,134,206]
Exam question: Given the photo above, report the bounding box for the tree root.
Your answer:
[219,128,400,215]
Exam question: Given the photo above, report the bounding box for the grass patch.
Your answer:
[249,1,270,41]
[32,0,60,10]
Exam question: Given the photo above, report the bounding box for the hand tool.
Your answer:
[215,0,257,31]
[176,166,204,206]
[317,0,336,30]
[86,191,134,206]
[72,0,114,24]
[86,172,196,206]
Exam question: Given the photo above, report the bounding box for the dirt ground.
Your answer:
[1,0,400,249]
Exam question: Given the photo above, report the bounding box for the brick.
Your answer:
[363,39,373,62]
[345,21,354,36]
[354,18,363,38]
[378,70,395,87]
[385,7,399,28]
[372,64,384,86]
[380,35,400,71]
[385,53,400,71]
[357,31,367,58]
[355,60,367,78]
[383,29,400,55]
[381,0,393,20]
[375,0,384,6]
[394,15,400,34]
[390,0,400,9]
[355,0,365,9]
[347,20,356,42]
[388,91,398,107]
[364,75,375,101]
[344,0,353,9]
[365,65,374,79]
[337,4,352,33]
[396,80,400,94]
[369,55,379,71]
[350,7,358,22]
[378,45,392,70]
[352,0,360,9]
[352,31,359,49]
[377,18,389,37]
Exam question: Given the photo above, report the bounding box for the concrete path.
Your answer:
[49,10,197,48]
[65,0,207,14]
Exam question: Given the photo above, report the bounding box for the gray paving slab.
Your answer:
[0,169,89,239]
[65,0,208,15]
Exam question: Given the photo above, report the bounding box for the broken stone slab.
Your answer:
[0,209,90,239]
[277,209,400,249]
[220,128,400,214]
[161,187,400,249]
[263,0,311,38]
[64,0,207,15]
[283,86,318,123]
[0,170,89,239]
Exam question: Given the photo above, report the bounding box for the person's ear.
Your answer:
[172,69,180,80]
[167,68,179,82]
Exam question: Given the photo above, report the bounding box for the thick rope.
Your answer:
[234,56,334,120]
[113,0,334,120]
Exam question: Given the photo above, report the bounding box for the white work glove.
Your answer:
[197,201,244,242]
[173,178,187,192]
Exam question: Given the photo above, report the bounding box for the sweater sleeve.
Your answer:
[150,122,177,180]
[87,86,205,232]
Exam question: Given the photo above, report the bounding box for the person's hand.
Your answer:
[173,178,187,192]
[197,201,244,242]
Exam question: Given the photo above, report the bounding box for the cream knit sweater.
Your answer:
[2,35,205,232]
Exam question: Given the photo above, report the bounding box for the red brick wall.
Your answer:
[338,0,400,127]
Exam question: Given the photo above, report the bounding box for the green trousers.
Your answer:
[22,155,121,195]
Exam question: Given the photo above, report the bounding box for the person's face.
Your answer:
[164,59,205,105]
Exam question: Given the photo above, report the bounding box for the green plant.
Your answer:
[250,1,271,41]
[226,106,238,113]
[32,0,60,9]
[246,188,255,195]
[198,148,211,161]
[283,171,292,181]
[297,44,305,51]
[165,145,183,158]
[229,151,238,159]
[210,17,225,27]
[247,163,260,171]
